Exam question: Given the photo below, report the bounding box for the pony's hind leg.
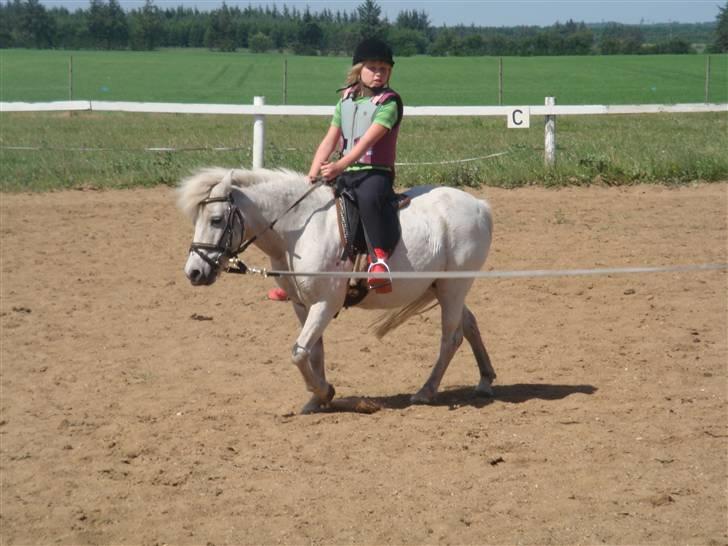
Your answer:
[462,305,496,396]
[411,280,471,404]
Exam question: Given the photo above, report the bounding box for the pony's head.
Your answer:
[178,166,316,285]
[178,168,243,285]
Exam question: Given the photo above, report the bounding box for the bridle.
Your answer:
[188,177,327,276]
[188,193,245,272]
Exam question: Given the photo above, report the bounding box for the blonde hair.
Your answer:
[342,63,363,96]
[341,62,393,98]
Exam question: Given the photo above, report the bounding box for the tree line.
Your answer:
[1,0,726,55]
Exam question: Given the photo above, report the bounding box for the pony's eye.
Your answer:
[211,216,224,226]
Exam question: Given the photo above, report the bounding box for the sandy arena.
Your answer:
[1,182,726,545]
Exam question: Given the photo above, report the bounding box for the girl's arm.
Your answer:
[308,125,342,180]
[319,123,389,180]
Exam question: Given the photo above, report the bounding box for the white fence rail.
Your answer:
[2,98,726,167]
[3,99,725,116]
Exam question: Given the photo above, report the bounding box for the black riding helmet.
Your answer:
[352,38,395,66]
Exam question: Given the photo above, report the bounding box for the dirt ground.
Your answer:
[1,182,726,546]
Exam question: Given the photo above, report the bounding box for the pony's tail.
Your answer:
[370,288,438,339]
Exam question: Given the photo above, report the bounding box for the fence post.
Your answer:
[544,96,556,167]
[253,96,265,169]
[68,56,73,100]
[498,57,503,106]
[283,58,288,105]
[704,55,711,103]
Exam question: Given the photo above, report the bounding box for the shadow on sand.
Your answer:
[327,383,598,414]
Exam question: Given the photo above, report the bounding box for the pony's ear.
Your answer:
[212,169,235,198]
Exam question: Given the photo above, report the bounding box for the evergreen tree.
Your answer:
[566,27,595,54]
[296,9,324,54]
[51,6,86,49]
[107,0,128,48]
[712,1,728,52]
[0,0,711,55]
[599,23,644,54]
[430,28,458,56]
[0,1,17,47]
[206,2,236,51]
[18,0,55,47]
[130,0,162,50]
[357,0,385,41]
[396,9,430,36]
[87,0,128,49]
[87,0,109,48]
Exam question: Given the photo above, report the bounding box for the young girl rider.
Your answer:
[313,37,403,292]
[267,37,403,302]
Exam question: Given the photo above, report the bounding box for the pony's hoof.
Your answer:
[324,383,336,403]
[300,384,336,414]
[475,379,494,397]
[411,388,436,405]
[300,399,324,414]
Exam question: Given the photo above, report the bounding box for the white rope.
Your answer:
[395,150,510,166]
[244,262,727,280]
[0,145,247,152]
[1,145,511,165]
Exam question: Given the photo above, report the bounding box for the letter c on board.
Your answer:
[507,107,530,129]
[512,109,524,126]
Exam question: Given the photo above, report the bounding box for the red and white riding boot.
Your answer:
[367,248,392,294]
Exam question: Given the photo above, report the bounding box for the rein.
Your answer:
[234,178,326,257]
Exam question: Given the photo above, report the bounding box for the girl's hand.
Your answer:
[320,161,343,181]
[307,165,322,183]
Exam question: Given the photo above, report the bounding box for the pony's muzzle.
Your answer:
[184,252,218,286]
[187,267,205,285]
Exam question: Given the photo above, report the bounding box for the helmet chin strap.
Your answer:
[360,81,386,94]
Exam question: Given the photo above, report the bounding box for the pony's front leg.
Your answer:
[291,300,339,414]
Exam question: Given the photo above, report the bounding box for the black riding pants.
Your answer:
[336,169,399,255]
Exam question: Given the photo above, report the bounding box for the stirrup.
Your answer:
[367,259,392,293]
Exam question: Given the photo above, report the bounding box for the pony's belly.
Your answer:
[357,279,434,310]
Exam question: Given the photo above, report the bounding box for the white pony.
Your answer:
[178,167,496,413]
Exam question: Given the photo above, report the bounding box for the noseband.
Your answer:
[188,194,245,271]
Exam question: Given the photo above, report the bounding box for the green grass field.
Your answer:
[1,111,726,191]
[1,49,726,191]
[1,48,727,105]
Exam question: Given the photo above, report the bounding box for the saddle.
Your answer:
[335,187,411,307]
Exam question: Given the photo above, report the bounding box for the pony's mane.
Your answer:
[177,167,306,220]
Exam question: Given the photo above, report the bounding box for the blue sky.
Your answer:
[39,0,722,26]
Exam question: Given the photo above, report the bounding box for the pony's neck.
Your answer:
[234,176,328,261]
